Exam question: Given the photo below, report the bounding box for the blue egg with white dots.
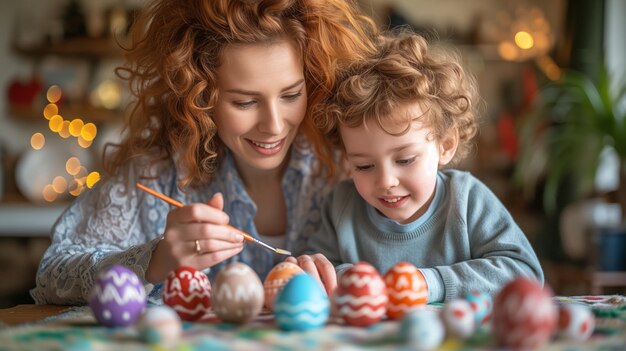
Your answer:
[273,273,329,331]
[465,290,492,326]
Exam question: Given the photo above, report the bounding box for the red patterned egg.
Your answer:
[263,261,303,311]
[334,262,388,326]
[493,277,557,349]
[384,262,427,319]
[163,266,211,321]
[557,303,595,342]
[213,262,264,323]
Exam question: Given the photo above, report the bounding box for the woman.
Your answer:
[31,0,376,305]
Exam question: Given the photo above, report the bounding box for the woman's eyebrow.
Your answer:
[225,79,305,96]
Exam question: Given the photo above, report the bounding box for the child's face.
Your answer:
[340,102,457,224]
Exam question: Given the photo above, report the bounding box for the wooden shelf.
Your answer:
[12,37,125,59]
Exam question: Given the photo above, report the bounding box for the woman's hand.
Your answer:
[145,193,244,283]
[285,253,337,296]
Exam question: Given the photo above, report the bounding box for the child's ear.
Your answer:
[438,129,458,166]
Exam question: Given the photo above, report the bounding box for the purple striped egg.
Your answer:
[89,265,146,327]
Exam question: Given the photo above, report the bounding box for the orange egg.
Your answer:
[263,262,303,311]
[384,261,427,319]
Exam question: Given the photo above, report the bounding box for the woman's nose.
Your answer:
[258,102,284,134]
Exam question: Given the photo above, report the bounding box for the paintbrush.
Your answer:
[135,182,292,256]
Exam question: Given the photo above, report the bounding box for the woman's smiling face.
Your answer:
[213,39,307,178]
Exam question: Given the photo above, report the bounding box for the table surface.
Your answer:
[0,304,69,326]
[1,296,625,350]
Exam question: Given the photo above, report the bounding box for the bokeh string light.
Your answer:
[30,85,101,202]
[482,6,561,80]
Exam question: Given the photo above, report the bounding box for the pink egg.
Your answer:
[212,262,264,323]
[162,266,211,321]
[441,299,475,339]
[557,303,595,342]
[384,262,427,319]
[493,277,558,349]
[263,261,303,311]
[334,262,388,326]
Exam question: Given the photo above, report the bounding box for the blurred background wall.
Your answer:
[0,0,624,307]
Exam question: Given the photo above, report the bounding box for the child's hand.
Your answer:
[285,254,337,296]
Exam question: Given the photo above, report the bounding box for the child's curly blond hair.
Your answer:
[314,31,480,165]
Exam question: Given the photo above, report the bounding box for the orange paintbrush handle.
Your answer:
[135,182,292,255]
[135,183,255,244]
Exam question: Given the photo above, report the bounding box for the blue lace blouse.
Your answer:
[30,136,335,305]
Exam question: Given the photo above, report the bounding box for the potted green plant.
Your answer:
[514,62,626,218]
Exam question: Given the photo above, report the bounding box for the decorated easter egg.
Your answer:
[441,299,475,339]
[88,265,146,327]
[384,262,428,319]
[212,262,264,323]
[137,305,182,344]
[334,262,388,326]
[264,261,304,311]
[274,273,329,331]
[493,277,558,349]
[399,307,445,351]
[465,290,492,326]
[162,266,212,321]
[557,303,595,342]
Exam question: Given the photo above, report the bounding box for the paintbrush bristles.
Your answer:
[275,248,292,256]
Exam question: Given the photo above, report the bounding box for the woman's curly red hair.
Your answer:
[107,0,377,187]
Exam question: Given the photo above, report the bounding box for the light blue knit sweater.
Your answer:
[308,169,544,302]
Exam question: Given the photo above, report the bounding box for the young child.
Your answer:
[300,32,544,303]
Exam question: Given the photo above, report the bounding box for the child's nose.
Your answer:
[376,168,399,189]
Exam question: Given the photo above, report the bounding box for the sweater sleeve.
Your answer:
[433,172,544,302]
[30,161,173,305]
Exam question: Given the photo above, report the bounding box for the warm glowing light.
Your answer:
[535,55,562,80]
[498,41,518,61]
[52,176,68,193]
[59,120,71,138]
[43,104,58,120]
[86,172,101,188]
[42,184,58,202]
[81,123,97,141]
[514,31,534,50]
[69,119,84,137]
[77,136,93,148]
[66,157,81,175]
[75,166,88,179]
[30,133,45,150]
[533,32,550,51]
[49,115,64,132]
[47,85,63,103]
[68,179,84,197]
[96,80,122,109]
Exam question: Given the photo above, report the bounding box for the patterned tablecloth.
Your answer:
[1,295,625,350]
